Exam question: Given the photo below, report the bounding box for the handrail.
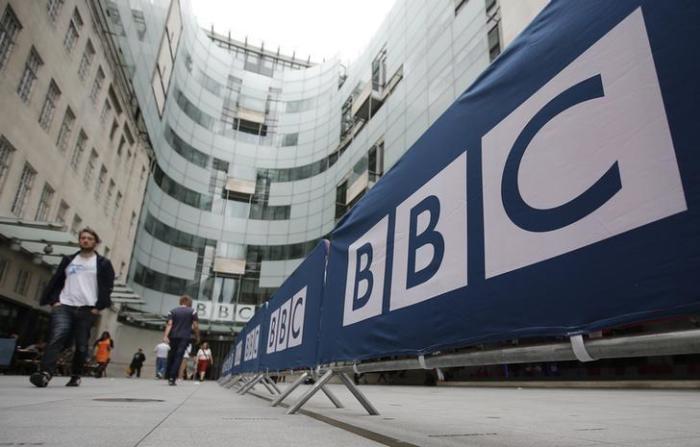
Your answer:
[324,329,700,374]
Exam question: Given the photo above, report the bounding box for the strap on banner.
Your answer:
[418,354,428,369]
[570,334,595,362]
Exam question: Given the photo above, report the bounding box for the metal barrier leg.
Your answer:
[337,372,380,415]
[238,373,263,395]
[287,369,335,415]
[266,376,282,394]
[320,384,344,408]
[260,376,276,395]
[235,375,250,393]
[223,376,237,389]
[271,371,309,407]
[233,376,247,390]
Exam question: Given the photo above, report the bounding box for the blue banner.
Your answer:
[238,306,264,374]
[259,240,329,371]
[318,0,700,363]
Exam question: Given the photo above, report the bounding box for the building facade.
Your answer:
[0,0,150,346]
[105,0,545,339]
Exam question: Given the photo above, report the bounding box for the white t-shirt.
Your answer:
[154,342,170,358]
[59,254,98,307]
[197,348,212,361]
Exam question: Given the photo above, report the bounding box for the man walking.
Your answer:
[153,341,170,378]
[30,228,115,387]
[163,295,199,386]
[127,348,146,378]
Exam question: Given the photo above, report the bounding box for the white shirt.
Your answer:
[197,348,212,361]
[59,254,98,307]
[154,342,170,358]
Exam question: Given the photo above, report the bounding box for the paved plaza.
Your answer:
[1,376,699,446]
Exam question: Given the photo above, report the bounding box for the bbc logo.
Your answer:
[343,8,686,327]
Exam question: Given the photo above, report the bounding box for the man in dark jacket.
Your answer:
[30,228,115,388]
[128,348,146,378]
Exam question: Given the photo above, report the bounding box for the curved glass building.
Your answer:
[104,0,545,332]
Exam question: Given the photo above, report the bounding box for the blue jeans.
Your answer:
[156,357,167,377]
[40,305,96,377]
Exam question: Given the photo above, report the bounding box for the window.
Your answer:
[56,200,69,224]
[70,214,82,235]
[485,0,501,62]
[95,166,107,199]
[35,182,55,221]
[0,257,8,285]
[70,130,87,170]
[0,136,16,194]
[104,179,115,212]
[109,119,119,140]
[132,9,146,41]
[152,0,182,117]
[77,39,95,80]
[47,0,65,22]
[71,8,83,30]
[281,133,298,147]
[11,162,36,217]
[368,140,385,182]
[89,67,105,103]
[0,6,22,71]
[14,270,31,296]
[455,0,469,14]
[129,211,137,236]
[165,126,209,168]
[64,21,79,52]
[108,85,123,115]
[488,25,501,62]
[116,135,126,158]
[84,149,98,186]
[335,180,348,219]
[39,79,61,130]
[17,47,43,103]
[63,9,82,52]
[35,279,47,303]
[56,107,75,152]
[371,48,387,92]
[99,99,112,125]
[113,191,122,219]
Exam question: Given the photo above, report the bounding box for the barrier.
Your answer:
[222,0,700,416]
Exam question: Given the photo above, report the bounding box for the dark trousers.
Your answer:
[129,365,142,377]
[41,305,95,377]
[165,338,189,380]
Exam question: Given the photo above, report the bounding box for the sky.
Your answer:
[191,0,396,65]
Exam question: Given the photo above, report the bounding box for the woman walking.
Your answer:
[196,342,213,381]
[93,331,113,378]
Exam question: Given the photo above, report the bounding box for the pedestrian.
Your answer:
[153,341,170,379]
[30,228,114,388]
[93,331,114,378]
[179,343,191,380]
[196,342,213,381]
[185,349,196,380]
[128,348,146,378]
[163,295,200,386]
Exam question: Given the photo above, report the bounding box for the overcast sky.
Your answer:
[191,0,396,64]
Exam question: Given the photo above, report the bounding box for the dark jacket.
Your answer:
[40,251,115,310]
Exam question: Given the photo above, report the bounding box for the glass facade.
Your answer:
[111,0,507,329]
